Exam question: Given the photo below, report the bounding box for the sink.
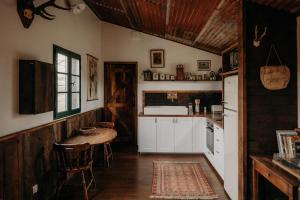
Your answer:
[143,106,188,115]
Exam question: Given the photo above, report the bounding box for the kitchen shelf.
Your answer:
[220,69,238,77]
[143,80,222,82]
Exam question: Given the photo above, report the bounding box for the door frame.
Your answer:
[104,61,138,145]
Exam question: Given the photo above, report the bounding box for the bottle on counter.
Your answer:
[204,106,207,114]
[195,99,200,113]
[188,103,193,115]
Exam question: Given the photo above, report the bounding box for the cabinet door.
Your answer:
[214,125,224,179]
[174,117,193,153]
[157,117,174,152]
[224,75,238,110]
[138,117,157,152]
[192,118,206,153]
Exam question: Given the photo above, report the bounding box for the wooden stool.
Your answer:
[104,141,113,167]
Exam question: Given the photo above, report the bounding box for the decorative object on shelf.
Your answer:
[87,54,98,101]
[197,75,202,81]
[170,75,175,80]
[150,49,165,68]
[176,64,184,80]
[209,71,216,80]
[185,72,193,80]
[203,74,209,81]
[253,25,267,48]
[165,74,170,80]
[143,70,152,81]
[159,74,165,80]
[153,72,159,80]
[192,75,197,81]
[197,60,211,71]
[260,45,290,90]
[79,127,96,135]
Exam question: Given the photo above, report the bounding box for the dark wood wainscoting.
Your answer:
[245,2,298,199]
[0,108,103,200]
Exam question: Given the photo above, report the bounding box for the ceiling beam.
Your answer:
[193,0,226,45]
[88,0,125,13]
[165,0,171,26]
[120,0,136,28]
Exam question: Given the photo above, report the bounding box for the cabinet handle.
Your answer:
[216,139,220,142]
[216,151,220,154]
[155,118,157,123]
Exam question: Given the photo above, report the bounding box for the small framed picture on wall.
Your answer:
[150,49,165,68]
[197,60,211,71]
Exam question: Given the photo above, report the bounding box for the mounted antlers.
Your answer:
[253,25,267,47]
[35,0,71,20]
[17,0,71,28]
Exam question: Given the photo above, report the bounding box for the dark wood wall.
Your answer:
[246,2,298,199]
[0,108,103,200]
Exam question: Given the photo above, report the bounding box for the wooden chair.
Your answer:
[53,143,96,200]
[94,122,115,167]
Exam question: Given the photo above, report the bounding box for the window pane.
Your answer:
[71,76,80,92]
[72,58,80,75]
[57,93,68,113]
[57,74,68,92]
[57,53,68,73]
[72,93,80,109]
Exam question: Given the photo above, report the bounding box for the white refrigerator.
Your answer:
[224,75,239,200]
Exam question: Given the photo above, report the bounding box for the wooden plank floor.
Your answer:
[62,146,229,200]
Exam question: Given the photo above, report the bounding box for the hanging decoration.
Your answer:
[260,45,290,90]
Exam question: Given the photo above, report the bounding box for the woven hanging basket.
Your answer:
[260,45,290,90]
[260,66,290,90]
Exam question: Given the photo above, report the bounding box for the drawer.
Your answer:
[255,162,290,195]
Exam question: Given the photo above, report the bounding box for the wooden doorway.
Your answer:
[104,62,138,145]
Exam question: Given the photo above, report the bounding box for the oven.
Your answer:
[206,121,214,154]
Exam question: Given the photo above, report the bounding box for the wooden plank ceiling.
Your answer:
[249,0,300,16]
[85,0,240,55]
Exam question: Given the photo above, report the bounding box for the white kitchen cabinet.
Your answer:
[157,117,174,152]
[214,124,224,179]
[138,117,157,152]
[174,117,193,152]
[192,118,206,153]
[138,116,209,154]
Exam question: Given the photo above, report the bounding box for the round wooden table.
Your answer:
[65,128,117,167]
[65,128,117,145]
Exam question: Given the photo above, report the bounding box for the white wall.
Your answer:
[101,22,222,112]
[0,0,103,136]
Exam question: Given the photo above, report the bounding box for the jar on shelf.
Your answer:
[176,64,184,80]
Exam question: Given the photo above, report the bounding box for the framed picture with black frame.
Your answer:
[150,49,165,68]
[197,60,211,71]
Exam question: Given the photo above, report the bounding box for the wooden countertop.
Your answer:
[138,112,223,128]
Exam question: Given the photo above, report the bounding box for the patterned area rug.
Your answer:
[150,161,218,200]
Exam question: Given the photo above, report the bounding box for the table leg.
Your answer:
[252,161,259,200]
